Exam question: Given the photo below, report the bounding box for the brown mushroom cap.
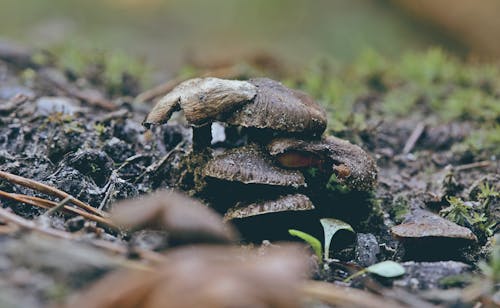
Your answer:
[226,78,327,136]
[224,194,314,221]
[111,190,238,244]
[203,144,306,188]
[267,136,378,191]
[391,210,477,241]
[143,78,257,127]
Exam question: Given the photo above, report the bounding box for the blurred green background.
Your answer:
[1,0,482,73]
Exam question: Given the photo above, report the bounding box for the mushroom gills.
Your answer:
[203,144,306,188]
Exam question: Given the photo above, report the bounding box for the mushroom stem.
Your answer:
[192,125,212,151]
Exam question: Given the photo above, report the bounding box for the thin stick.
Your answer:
[0,206,74,239]
[41,71,117,111]
[0,170,106,217]
[0,190,116,228]
[44,195,72,216]
[134,141,186,184]
[301,280,403,308]
[454,160,492,171]
[402,122,425,154]
[135,76,185,104]
[134,65,243,103]
[0,206,164,263]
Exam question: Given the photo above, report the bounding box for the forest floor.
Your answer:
[0,42,498,307]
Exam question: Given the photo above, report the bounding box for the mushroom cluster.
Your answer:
[145,77,377,240]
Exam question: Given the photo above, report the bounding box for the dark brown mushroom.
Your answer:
[267,136,378,191]
[391,210,477,241]
[391,210,477,260]
[111,190,238,244]
[224,194,318,241]
[203,144,306,188]
[71,244,310,308]
[226,78,327,136]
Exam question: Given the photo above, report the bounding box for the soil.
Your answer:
[0,45,498,307]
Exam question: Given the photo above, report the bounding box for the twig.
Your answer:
[43,195,73,216]
[0,206,74,239]
[40,69,117,111]
[134,65,244,103]
[98,172,118,211]
[0,206,164,264]
[0,40,34,67]
[115,154,148,173]
[0,170,107,217]
[301,280,403,308]
[0,190,116,229]
[402,122,425,154]
[454,160,492,172]
[134,76,185,104]
[0,93,30,114]
[134,141,186,184]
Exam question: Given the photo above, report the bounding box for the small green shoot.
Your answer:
[320,218,354,260]
[344,261,405,282]
[288,229,323,262]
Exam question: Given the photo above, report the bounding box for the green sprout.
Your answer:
[289,218,354,264]
[344,260,406,282]
[288,229,322,262]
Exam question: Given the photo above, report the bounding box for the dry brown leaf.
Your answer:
[70,244,311,308]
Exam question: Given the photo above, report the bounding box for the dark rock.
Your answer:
[67,150,114,187]
[35,96,80,116]
[394,261,470,290]
[45,166,103,208]
[355,233,380,267]
[65,216,86,232]
[103,137,134,163]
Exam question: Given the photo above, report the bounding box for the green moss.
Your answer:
[441,195,496,242]
[388,196,410,224]
[287,48,500,157]
[41,43,151,96]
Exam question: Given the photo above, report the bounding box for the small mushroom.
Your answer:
[111,190,238,244]
[203,144,306,188]
[224,194,318,241]
[391,210,477,260]
[226,78,327,136]
[267,136,378,191]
